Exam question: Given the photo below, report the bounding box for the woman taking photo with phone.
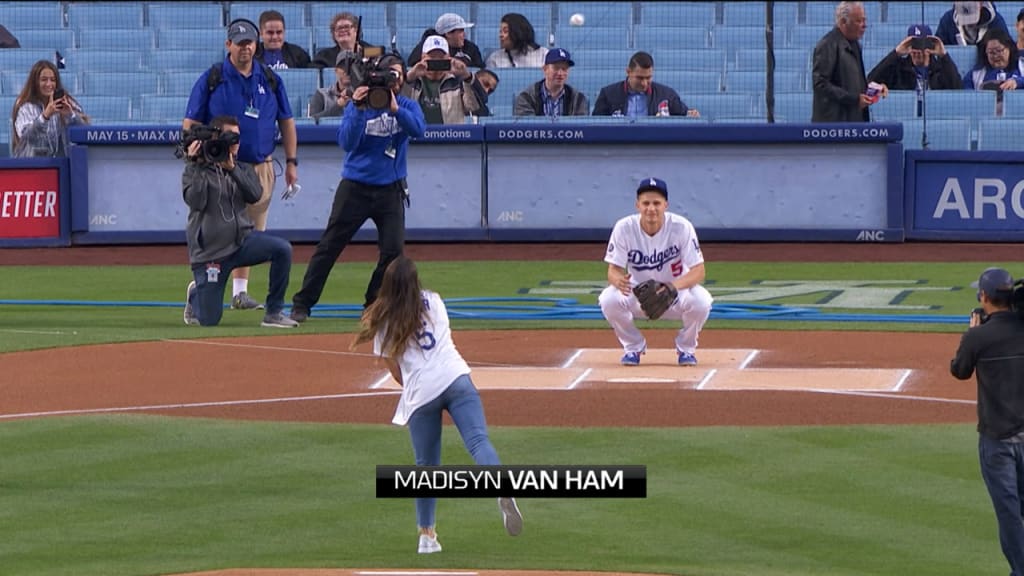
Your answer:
[10,59,89,157]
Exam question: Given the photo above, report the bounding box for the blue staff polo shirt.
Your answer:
[184,57,293,164]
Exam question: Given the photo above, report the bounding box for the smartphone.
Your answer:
[52,88,65,101]
[426,59,451,72]
[910,37,936,51]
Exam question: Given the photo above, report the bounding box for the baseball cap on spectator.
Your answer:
[435,13,473,35]
[954,1,981,26]
[228,19,259,44]
[971,267,1015,298]
[423,35,449,55]
[636,177,668,199]
[907,24,933,37]
[545,48,575,66]
[1018,8,1024,22]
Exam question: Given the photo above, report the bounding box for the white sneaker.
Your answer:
[183,281,199,326]
[417,533,442,554]
[498,497,523,536]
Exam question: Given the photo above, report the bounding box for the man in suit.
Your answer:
[592,51,700,118]
[812,1,888,122]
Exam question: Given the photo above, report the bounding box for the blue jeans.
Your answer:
[189,231,292,326]
[979,434,1024,576]
[407,374,500,529]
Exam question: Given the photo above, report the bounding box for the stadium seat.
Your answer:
[944,46,976,78]
[1000,91,1024,117]
[134,94,186,122]
[562,3,635,28]
[555,27,632,53]
[163,71,202,95]
[157,28,229,50]
[229,2,309,29]
[772,91,813,122]
[649,48,726,73]
[925,90,997,119]
[11,29,75,52]
[1,49,63,74]
[711,26,769,59]
[488,104,514,118]
[393,27,431,55]
[5,5,64,29]
[788,25,833,49]
[658,70,722,94]
[82,71,160,97]
[76,95,133,123]
[724,2,799,26]
[885,2,950,28]
[635,26,709,51]
[394,3,472,30]
[977,118,1024,151]
[636,2,715,27]
[147,2,224,29]
[571,49,636,70]
[862,47,894,73]
[67,3,145,29]
[901,118,972,150]
[684,92,757,121]
[866,23,914,49]
[868,90,920,120]
[78,28,155,50]
[309,3,388,33]
[61,50,146,73]
[150,50,227,71]
[733,48,810,71]
[275,68,321,103]
[724,70,804,93]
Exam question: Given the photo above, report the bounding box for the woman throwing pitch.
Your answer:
[352,256,523,554]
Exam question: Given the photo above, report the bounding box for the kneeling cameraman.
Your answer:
[182,115,297,328]
[951,267,1024,575]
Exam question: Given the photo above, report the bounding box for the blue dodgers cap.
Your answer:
[545,47,575,66]
[636,177,668,199]
[971,267,1015,298]
[907,24,932,37]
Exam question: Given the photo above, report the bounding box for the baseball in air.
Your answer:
[570,13,585,26]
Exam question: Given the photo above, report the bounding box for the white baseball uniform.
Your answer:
[598,212,713,355]
[374,290,471,426]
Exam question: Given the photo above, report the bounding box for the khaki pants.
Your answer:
[246,159,275,231]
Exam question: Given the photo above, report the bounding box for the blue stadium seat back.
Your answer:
[866,23,915,49]
[555,26,631,53]
[885,2,950,28]
[570,69,617,103]
[12,29,76,52]
[67,3,145,29]
[868,90,920,120]
[78,28,155,50]
[148,2,225,29]
[732,47,810,71]
[394,3,472,30]
[164,71,203,96]
[474,3,553,40]
[1001,91,1024,117]
[5,5,65,29]
[157,28,230,50]
[135,94,187,122]
[637,2,715,27]
[488,103,514,117]
[314,26,391,54]
[309,3,388,33]
[498,68,545,104]
[945,46,976,78]
[0,48,64,73]
[635,26,709,50]
[62,49,146,73]
[571,48,636,70]
[685,92,757,121]
[276,68,321,101]
[862,47,893,73]
[788,24,834,49]
[393,27,432,55]
[771,91,813,122]
[76,95,133,123]
[284,27,315,55]
[649,48,726,72]
[229,3,309,29]
[724,70,804,92]
[901,118,971,150]
[711,26,769,59]
[150,49,228,71]
[925,89,997,119]
[560,3,635,28]
[724,2,799,26]
[657,70,722,94]
[977,118,1024,150]
[82,72,160,97]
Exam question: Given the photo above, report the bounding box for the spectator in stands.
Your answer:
[181,115,297,329]
[184,18,299,311]
[962,28,1023,89]
[309,52,353,119]
[255,10,312,70]
[402,35,482,124]
[937,1,1008,46]
[10,60,89,158]
[471,69,500,116]
[867,25,963,90]
[485,13,549,68]
[592,51,700,118]
[514,48,588,117]
[812,1,887,122]
[312,12,379,69]
[0,24,20,48]
[1015,8,1024,74]
[407,13,486,69]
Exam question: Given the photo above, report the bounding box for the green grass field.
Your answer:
[0,259,1020,575]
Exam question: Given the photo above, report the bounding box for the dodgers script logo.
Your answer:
[627,245,681,271]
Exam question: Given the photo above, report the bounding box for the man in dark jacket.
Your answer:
[950,267,1024,576]
[868,24,963,91]
[812,1,887,122]
[593,51,699,118]
[513,48,588,117]
[254,10,312,69]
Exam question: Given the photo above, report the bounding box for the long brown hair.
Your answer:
[10,59,89,150]
[352,256,427,359]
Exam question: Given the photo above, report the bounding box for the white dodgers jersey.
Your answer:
[604,212,703,285]
[375,290,471,426]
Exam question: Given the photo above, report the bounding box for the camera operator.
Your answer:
[867,24,963,90]
[290,55,426,323]
[402,35,482,124]
[182,115,297,329]
[951,266,1024,575]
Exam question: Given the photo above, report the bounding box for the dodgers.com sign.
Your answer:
[0,167,60,238]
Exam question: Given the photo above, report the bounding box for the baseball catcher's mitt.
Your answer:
[633,279,678,320]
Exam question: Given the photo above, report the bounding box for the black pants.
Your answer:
[292,178,405,312]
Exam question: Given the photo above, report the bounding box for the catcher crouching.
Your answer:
[598,177,713,366]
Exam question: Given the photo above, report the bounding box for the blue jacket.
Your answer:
[592,80,689,116]
[338,95,426,186]
[935,1,1008,46]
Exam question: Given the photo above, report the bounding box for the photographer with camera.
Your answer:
[181,115,297,329]
[402,35,482,124]
[290,55,426,323]
[951,267,1024,576]
[867,24,963,91]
